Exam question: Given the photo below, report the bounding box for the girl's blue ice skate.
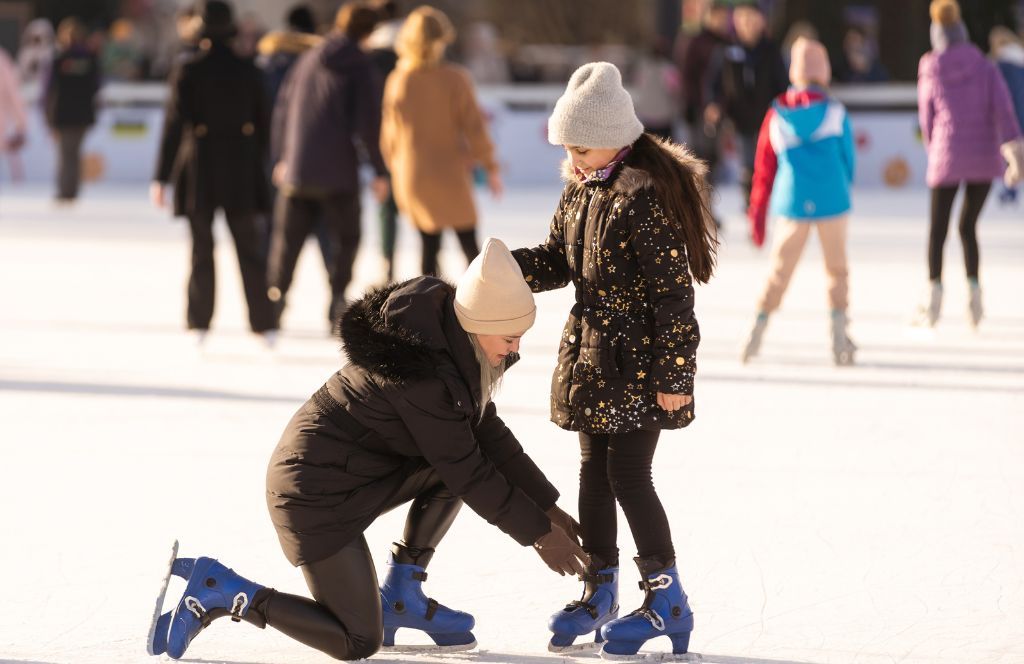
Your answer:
[548,561,619,653]
[600,559,699,661]
[380,552,476,652]
[147,541,266,660]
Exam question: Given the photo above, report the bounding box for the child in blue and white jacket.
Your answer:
[742,37,857,366]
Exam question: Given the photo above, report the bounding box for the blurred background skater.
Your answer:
[989,26,1024,205]
[0,44,28,184]
[741,38,856,367]
[45,17,100,205]
[915,0,1023,329]
[267,1,389,331]
[17,18,54,86]
[631,37,680,141]
[679,1,730,227]
[151,0,277,346]
[709,1,787,213]
[365,0,404,284]
[256,4,327,265]
[380,5,502,279]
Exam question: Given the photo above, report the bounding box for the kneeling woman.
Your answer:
[147,239,589,660]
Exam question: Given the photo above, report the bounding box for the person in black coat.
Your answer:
[267,2,390,329]
[707,3,788,207]
[44,17,100,203]
[151,0,277,342]
[148,239,588,661]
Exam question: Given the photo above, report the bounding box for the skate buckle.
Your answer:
[640,573,673,591]
[185,596,207,620]
[229,592,249,622]
[566,599,599,619]
[640,608,665,631]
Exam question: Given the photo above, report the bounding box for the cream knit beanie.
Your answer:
[454,238,537,335]
[548,62,644,149]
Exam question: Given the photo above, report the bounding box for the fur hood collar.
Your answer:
[559,136,706,196]
[338,276,518,393]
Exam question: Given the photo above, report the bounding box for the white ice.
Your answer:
[0,183,1021,664]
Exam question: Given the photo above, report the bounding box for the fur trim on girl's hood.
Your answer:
[559,135,707,195]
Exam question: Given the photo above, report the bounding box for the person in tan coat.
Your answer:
[380,5,503,277]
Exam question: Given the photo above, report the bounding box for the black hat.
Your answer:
[200,0,237,39]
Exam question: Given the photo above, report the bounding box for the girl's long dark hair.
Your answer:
[629,133,718,283]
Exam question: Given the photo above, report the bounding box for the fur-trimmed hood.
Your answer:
[559,135,707,196]
[338,278,453,383]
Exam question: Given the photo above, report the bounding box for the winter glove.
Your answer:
[1001,139,1024,187]
[545,504,583,542]
[534,526,590,577]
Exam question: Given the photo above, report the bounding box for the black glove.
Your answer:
[534,526,590,576]
[545,504,582,542]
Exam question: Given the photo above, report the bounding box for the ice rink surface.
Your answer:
[0,182,1021,664]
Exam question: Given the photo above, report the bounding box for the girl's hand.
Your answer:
[657,392,692,412]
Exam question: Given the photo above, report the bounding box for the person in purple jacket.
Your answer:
[916,0,1023,328]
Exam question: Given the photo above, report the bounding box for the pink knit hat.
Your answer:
[789,37,831,87]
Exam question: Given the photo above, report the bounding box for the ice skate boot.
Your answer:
[380,545,476,652]
[913,280,942,327]
[600,557,698,662]
[548,557,619,653]
[830,310,857,366]
[968,279,983,328]
[740,313,768,364]
[157,550,265,659]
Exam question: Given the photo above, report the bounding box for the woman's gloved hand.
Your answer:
[545,504,583,542]
[534,526,590,576]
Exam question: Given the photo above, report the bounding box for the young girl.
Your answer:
[740,37,857,365]
[511,62,717,659]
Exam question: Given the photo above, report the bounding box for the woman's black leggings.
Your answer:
[578,429,674,567]
[247,466,461,659]
[420,228,479,276]
[929,181,991,281]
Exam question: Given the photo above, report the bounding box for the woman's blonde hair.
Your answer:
[396,5,455,68]
[469,334,506,415]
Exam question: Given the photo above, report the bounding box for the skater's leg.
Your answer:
[606,430,673,560]
[267,194,317,318]
[928,184,958,282]
[816,214,850,313]
[958,180,991,280]
[420,229,442,276]
[380,191,399,280]
[224,208,277,333]
[755,217,811,314]
[323,191,362,323]
[455,228,480,267]
[265,536,384,660]
[578,433,618,565]
[186,208,217,331]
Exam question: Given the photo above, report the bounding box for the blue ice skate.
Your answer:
[158,553,265,659]
[600,560,698,661]
[147,540,193,656]
[380,552,476,652]
[548,562,619,653]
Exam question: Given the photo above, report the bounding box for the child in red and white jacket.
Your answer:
[742,37,857,366]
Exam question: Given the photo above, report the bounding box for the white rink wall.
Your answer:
[0,183,1021,664]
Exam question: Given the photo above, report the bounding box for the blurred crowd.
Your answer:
[0,0,1021,349]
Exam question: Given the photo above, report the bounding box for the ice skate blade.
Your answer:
[549,639,603,654]
[600,650,702,662]
[146,540,180,655]
[380,639,477,654]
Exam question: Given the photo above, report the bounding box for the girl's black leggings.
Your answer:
[245,466,461,659]
[420,228,479,276]
[929,181,991,281]
[578,429,674,567]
